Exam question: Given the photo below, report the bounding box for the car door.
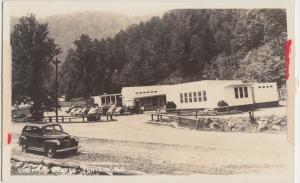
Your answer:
[30,127,43,148]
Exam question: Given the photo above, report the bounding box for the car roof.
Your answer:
[23,123,61,128]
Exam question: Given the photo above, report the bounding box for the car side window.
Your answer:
[22,126,32,133]
[42,126,54,135]
[31,127,42,135]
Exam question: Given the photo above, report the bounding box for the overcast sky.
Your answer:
[4,1,178,18]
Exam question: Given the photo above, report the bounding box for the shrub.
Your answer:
[217,100,229,107]
[217,100,229,112]
[166,101,177,112]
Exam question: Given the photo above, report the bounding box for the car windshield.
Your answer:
[42,125,63,135]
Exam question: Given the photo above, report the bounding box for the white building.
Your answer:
[92,93,122,107]
[120,80,279,111]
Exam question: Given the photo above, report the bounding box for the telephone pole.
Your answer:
[52,58,60,122]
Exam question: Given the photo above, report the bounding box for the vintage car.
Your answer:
[86,106,101,121]
[18,123,79,158]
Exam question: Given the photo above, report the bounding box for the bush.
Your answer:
[217,100,229,107]
[217,100,229,112]
[166,101,176,112]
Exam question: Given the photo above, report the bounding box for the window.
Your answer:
[180,93,184,103]
[188,92,193,102]
[258,86,261,88]
[136,92,138,94]
[106,96,111,104]
[22,126,32,133]
[198,91,202,102]
[234,88,239,98]
[263,86,265,88]
[184,93,188,103]
[266,86,269,88]
[203,91,207,101]
[53,125,63,135]
[244,87,248,98]
[193,92,197,102]
[239,87,244,98]
[42,126,54,135]
[270,85,273,88]
[31,127,41,135]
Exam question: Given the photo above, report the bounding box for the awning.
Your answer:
[225,83,253,88]
[134,94,166,99]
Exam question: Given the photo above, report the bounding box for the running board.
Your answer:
[27,147,44,152]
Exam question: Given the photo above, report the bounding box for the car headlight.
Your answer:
[74,136,79,141]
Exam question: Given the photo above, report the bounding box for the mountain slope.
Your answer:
[11,11,152,60]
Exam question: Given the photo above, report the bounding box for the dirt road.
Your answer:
[10,112,293,176]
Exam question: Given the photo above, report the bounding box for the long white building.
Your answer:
[120,80,279,110]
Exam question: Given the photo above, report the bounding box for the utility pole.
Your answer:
[53,58,60,122]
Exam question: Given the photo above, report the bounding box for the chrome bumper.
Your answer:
[56,146,80,152]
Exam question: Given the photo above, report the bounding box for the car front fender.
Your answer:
[18,136,27,144]
[43,139,61,147]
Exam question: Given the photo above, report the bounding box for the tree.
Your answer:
[61,35,97,99]
[234,38,286,88]
[57,9,287,99]
[11,15,61,113]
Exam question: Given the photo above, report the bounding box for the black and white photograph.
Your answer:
[1,1,296,182]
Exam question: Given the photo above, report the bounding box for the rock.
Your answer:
[257,118,268,131]
[15,162,24,168]
[51,166,63,174]
[171,122,179,128]
[34,164,43,173]
[30,164,38,169]
[272,125,281,131]
[61,168,69,175]
[41,165,50,174]
[209,122,221,130]
[22,167,32,174]
[68,168,77,175]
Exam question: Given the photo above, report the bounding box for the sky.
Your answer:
[4,0,294,18]
[4,1,179,18]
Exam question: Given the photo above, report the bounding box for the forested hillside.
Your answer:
[57,9,287,99]
[11,12,152,61]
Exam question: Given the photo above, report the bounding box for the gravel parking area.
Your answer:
[10,107,292,176]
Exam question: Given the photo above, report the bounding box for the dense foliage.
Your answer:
[11,15,61,112]
[60,9,287,99]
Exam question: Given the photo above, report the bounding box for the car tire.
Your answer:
[46,146,56,158]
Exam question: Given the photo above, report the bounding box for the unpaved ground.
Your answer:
[10,107,293,175]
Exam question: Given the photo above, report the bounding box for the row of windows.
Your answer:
[234,87,248,99]
[135,90,158,95]
[258,85,273,89]
[180,91,207,103]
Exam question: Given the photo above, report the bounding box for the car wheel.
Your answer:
[46,146,56,158]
